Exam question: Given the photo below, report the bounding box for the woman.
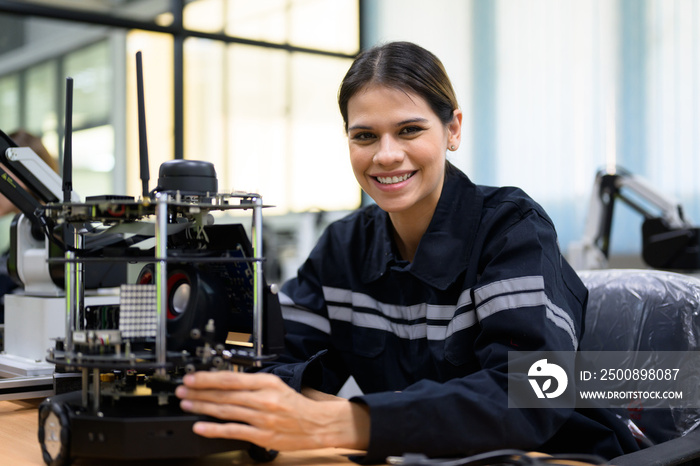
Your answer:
[176,41,638,462]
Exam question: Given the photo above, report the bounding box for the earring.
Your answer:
[450,145,456,151]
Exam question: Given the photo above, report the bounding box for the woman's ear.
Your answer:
[447,109,462,151]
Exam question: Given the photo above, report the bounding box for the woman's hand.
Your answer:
[175,371,370,452]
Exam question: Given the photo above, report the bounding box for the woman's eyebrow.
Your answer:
[396,117,429,126]
[348,117,429,132]
[348,124,372,132]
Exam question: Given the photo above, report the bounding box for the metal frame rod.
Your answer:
[92,368,100,412]
[252,196,264,363]
[155,193,168,375]
[74,227,84,334]
[81,367,88,408]
[64,247,75,353]
[64,225,84,351]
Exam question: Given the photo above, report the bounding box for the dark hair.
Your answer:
[338,41,459,131]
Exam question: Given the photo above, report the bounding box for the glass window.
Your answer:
[25,60,57,137]
[72,124,114,197]
[18,0,171,23]
[183,37,226,182]
[288,52,358,211]
[222,0,359,54]
[288,0,359,54]
[184,0,226,33]
[225,0,291,45]
[225,44,290,211]
[125,31,174,198]
[64,40,112,128]
[0,74,19,133]
[182,41,357,214]
[0,1,360,209]
[51,40,115,198]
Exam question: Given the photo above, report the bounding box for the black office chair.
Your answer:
[578,269,700,466]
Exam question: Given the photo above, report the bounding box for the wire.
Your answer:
[385,450,609,466]
[386,450,535,465]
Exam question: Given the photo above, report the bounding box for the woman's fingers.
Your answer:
[174,371,369,451]
[181,371,283,391]
[176,374,294,413]
[180,397,258,422]
[180,395,297,432]
[192,420,261,441]
[180,397,328,450]
[191,420,325,450]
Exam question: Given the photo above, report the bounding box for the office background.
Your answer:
[0,0,698,280]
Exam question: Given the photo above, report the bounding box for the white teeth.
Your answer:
[376,173,413,184]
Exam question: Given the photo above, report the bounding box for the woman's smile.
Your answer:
[372,170,416,187]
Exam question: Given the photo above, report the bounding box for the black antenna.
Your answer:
[136,51,150,199]
[62,77,73,203]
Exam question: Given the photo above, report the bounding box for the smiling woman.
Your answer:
[345,84,460,261]
[176,41,641,464]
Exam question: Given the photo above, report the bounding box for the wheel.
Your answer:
[247,444,278,462]
[38,398,71,466]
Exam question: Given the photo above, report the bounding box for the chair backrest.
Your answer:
[578,269,700,444]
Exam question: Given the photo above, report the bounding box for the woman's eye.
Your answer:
[400,126,423,135]
[352,132,375,141]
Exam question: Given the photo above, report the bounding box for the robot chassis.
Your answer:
[36,190,280,465]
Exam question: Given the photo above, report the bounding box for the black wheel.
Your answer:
[38,398,71,466]
[248,444,278,462]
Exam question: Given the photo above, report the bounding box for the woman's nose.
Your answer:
[373,136,404,166]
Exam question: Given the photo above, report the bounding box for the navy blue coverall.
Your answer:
[263,165,638,462]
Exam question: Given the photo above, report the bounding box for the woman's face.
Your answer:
[346,84,461,218]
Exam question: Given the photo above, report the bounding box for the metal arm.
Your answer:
[569,167,699,271]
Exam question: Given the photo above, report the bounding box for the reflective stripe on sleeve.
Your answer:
[474,276,578,349]
[279,291,331,334]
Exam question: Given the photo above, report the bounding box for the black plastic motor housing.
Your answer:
[156,160,217,195]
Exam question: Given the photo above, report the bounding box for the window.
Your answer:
[0,37,116,196]
[25,60,58,153]
[65,40,115,197]
[125,0,360,212]
[0,0,360,213]
[0,74,20,132]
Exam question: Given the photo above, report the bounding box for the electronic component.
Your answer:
[29,52,284,465]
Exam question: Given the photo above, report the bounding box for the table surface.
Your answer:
[0,398,606,466]
[0,398,363,465]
